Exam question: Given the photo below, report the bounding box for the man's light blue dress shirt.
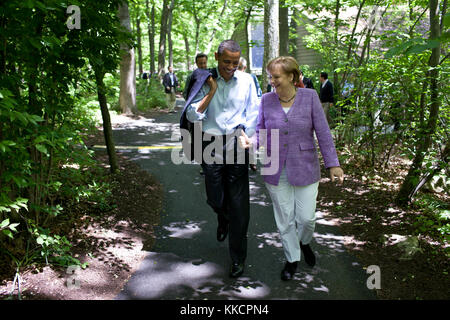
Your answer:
[186,69,260,137]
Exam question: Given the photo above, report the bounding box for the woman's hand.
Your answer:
[329,167,344,184]
[238,130,252,149]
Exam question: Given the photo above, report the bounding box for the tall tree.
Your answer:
[158,0,171,76]
[395,0,444,206]
[204,0,229,54]
[167,0,176,67]
[118,1,137,114]
[145,0,156,74]
[135,6,143,76]
[262,0,279,91]
[279,0,289,56]
[93,67,119,173]
[183,32,191,71]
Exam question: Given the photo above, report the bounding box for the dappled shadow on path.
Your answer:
[112,110,376,300]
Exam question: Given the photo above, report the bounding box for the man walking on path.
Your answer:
[184,39,259,278]
[319,72,334,125]
[163,66,179,113]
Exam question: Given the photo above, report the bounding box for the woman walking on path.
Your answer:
[239,56,344,281]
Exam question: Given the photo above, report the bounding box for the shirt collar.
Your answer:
[216,67,238,82]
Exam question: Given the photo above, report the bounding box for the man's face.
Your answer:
[196,57,207,70]
[168,67,173,73]
[319,76,324,83]
[215,49,240,81]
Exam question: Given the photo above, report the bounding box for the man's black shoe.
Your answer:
[281,261,298,281]
[229,262,244,278]
[300,242,316,267]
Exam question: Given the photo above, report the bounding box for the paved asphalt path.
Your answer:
[113,98,377,300]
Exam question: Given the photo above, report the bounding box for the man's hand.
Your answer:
[196,76,217,114]
[329,167,344,184]
[238,130,252,149]
[206,76,217,92]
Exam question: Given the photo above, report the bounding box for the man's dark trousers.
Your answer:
[201,133,250,265]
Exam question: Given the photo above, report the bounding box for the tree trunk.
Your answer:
[118,2,136,114]
[158,0,171,77]
[146,0,156,74]
[183,33,191,71]
[167,0,175,67]
[192,3,201,54]
[94,68,119,174]
[395,0,442,207]
[262,0,279,92]
[409,142,449,200]
[333,0,341,99]
[279,1,289,56]
[136,11,143,76]
[244,7,252,73]
[204,0,228,54]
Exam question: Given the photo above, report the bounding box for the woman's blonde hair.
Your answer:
[266,56,300,85]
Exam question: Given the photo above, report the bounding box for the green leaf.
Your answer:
[444,13,450,28]
[36,237,44,245]
[35,144,48,154]
[3,229,13,239]
[8,223,19,232]
[405,40,440,55]
[0,218,10,229]
[14,111,28,125]
[385,40,414,58]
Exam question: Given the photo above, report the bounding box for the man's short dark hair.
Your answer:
[217,40,241,56]
[195,53,208,63]
[320,72,328,79]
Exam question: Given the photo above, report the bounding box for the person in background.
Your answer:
[238,57,262,98]
[163,66,179,113]
[319,72,334,125]
[300,70,314,89]
[239,56,344,281]
[183,53,208,100]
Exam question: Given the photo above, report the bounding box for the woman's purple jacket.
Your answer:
[256,89,340,186]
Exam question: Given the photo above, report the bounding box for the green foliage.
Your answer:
[412,194,450,243]
[0,0,124,276]
[136,79,168,111]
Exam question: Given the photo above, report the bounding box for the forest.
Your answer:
[0,0,448,300]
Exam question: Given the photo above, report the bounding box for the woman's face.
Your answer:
[268,64,294,91]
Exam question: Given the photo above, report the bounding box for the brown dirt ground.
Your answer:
[0,109,448,300]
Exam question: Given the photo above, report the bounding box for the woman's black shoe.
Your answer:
[300,242,316,267]
[281,261,298,281]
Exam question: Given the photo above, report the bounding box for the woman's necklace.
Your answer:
[278,90,297,103]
